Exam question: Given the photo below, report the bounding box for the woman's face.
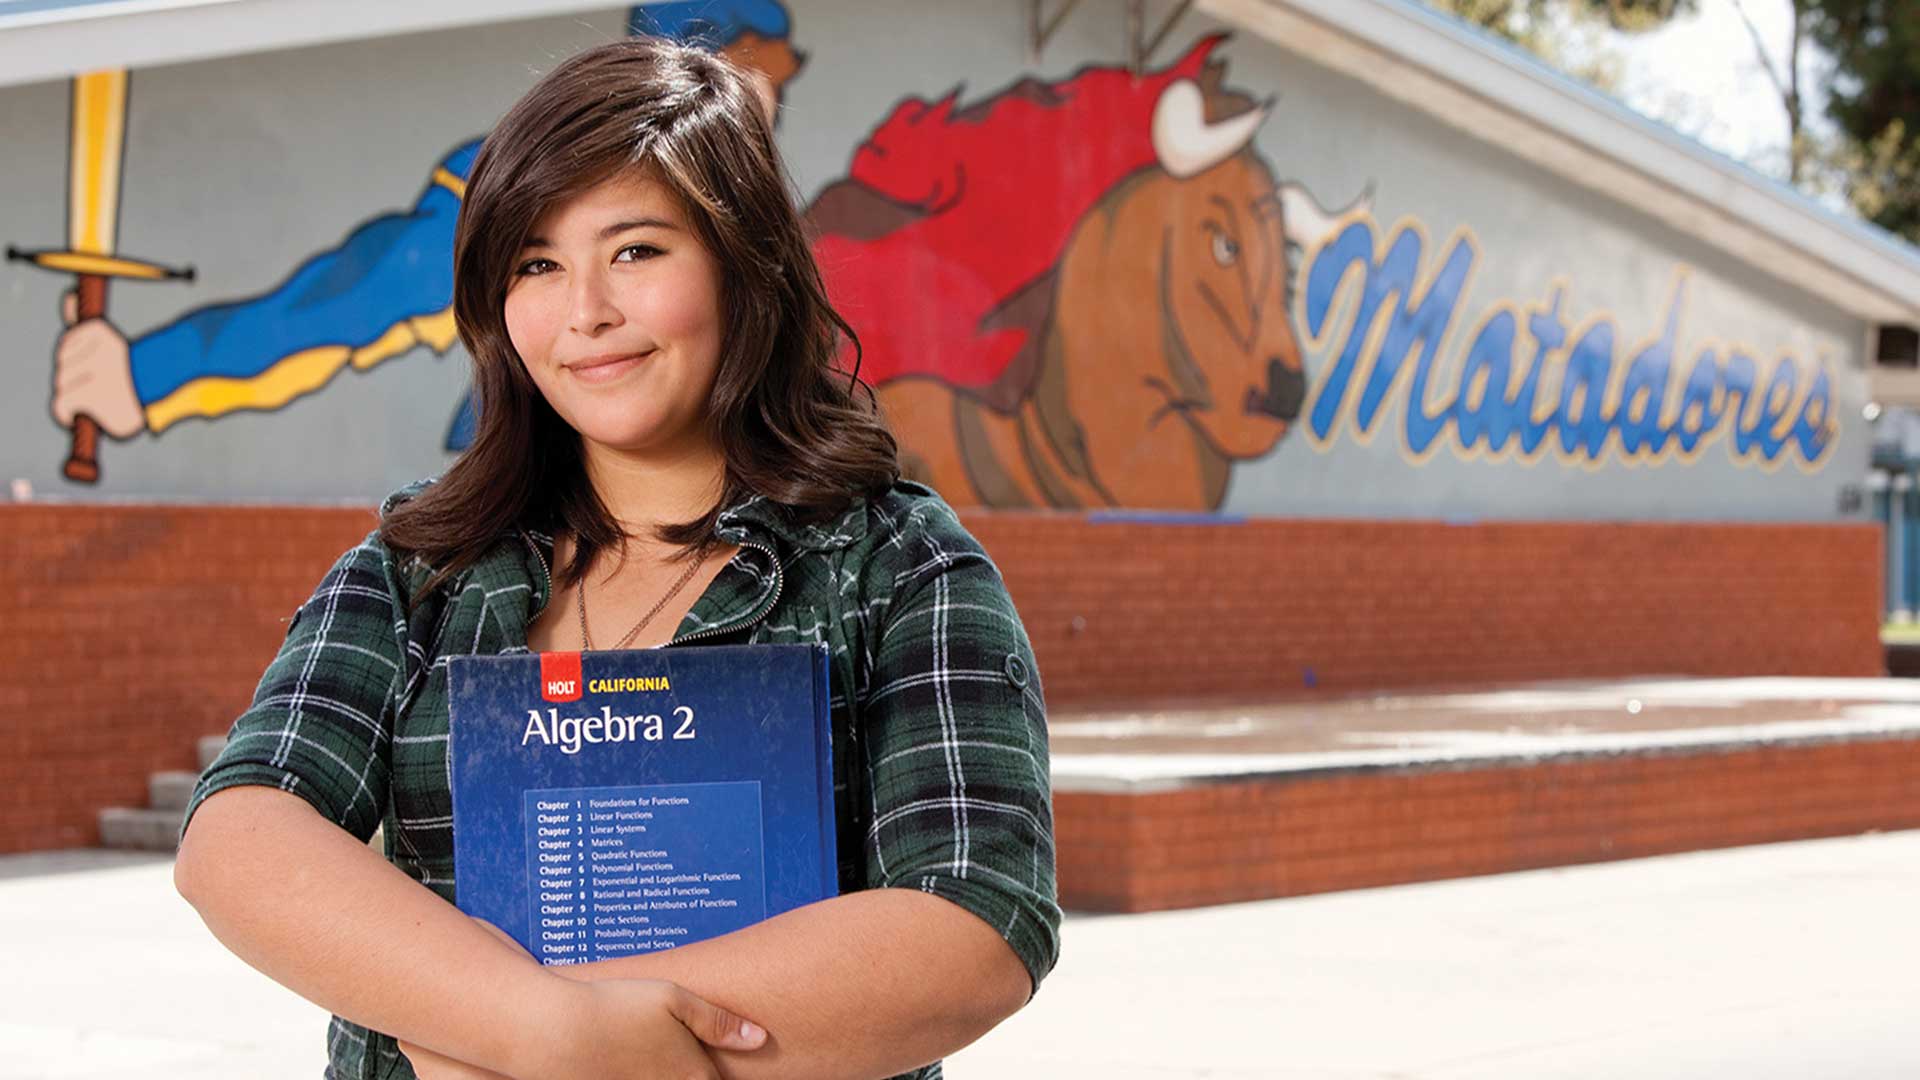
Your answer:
[504,168,725,459]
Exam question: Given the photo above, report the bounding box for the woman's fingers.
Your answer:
[542,978,754,1078]
[662,983,769,1051]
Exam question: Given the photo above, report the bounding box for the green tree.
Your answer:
[1423,0,1696,91]
[1805,1,1920,243]
[1729,0,1815,184]
[1428,0,1695,32]
[1437,0,1918,244]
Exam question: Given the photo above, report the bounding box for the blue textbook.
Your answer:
[447,644,837,965]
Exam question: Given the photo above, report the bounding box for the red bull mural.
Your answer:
[811,36,1354,510]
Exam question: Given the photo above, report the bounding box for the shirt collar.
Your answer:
[713,491,867,553]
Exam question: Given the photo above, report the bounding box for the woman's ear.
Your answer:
[744,70,777,127]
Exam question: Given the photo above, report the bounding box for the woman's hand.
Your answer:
[403,978,768,1080]
[541,977,770,1079]
[401,918,770,1079]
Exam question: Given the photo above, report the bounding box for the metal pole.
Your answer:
[1871,470,1892,620]
[1892,472,1910,623]
[1906,471,1920,618]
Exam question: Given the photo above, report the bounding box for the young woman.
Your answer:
[173,37,1059,1080]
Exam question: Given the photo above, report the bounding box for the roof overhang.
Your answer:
[0,0,613,89]
[1202,0,1920,326]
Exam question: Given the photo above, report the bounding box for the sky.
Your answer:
[1608,0,1821,185]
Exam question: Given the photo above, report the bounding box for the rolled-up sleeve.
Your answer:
[861,505,1061,997]
[179,531,406,845]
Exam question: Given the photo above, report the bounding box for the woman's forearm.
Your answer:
[174,786,571,1078]
[177,786,1029,1079]
[552,887,1033,1080]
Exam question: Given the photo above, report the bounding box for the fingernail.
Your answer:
[741,1020,764,1042]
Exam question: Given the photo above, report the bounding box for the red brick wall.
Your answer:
[1,504,376,853]
[968,515,1887,709]
[0,504,1885,854]
[1055,737,1920,912]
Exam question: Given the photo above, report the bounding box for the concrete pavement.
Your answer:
[4,830,1915,1078]
[950,828,1919,1079]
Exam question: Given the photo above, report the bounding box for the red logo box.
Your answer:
[539,651,584,703]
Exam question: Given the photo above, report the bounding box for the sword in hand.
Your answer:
[6,68,192,484]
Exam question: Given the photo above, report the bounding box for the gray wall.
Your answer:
[0,1,1872,521]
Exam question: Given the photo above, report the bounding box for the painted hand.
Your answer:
[51,290,144,438]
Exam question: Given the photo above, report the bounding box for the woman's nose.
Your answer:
[567,269,624,335]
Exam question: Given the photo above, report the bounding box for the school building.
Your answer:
[4,0,1918,907]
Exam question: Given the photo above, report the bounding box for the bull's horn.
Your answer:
[1279,181,1373,248]
[1152,79,1269,180]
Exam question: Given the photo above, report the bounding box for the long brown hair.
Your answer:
[381,36,898,602]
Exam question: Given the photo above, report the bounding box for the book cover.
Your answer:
[447,643,836,965]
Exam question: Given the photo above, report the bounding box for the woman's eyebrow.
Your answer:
[594,217,681,240]
[523,218,681,248]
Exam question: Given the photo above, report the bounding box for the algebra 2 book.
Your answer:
[448,644,836,965]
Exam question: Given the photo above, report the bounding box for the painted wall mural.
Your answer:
[13,1,1845,513]
[27,2,801,469]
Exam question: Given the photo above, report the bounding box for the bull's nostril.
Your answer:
[1251,358,1306,421]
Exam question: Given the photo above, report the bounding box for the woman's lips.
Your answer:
[566,350,652,384]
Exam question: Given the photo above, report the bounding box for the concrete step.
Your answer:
[98,737,219,852]
[149,771,199,812]
[99,807,183,853]
[103,735,388,855]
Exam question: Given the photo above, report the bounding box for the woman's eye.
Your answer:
[514,258,557,277]
[616,244,664,262]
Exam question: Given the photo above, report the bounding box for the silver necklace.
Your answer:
[575,538,714,651]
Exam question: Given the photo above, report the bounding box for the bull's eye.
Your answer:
[1211,231,1239,268]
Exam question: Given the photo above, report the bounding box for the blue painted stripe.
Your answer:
[0,0,244,30]
[1,0,165,16]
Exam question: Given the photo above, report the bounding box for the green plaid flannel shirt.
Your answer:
[182,477,1060,1080]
